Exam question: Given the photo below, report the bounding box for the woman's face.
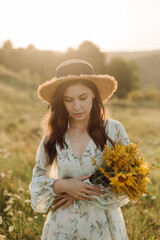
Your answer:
[63,83,95,121]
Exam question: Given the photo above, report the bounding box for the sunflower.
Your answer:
[90,141,152,201]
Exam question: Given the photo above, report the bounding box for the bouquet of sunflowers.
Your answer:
[89,141,152,201]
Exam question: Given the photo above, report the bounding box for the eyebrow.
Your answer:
[63,91,88,98]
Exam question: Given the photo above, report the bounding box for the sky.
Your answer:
[0,0,160,52]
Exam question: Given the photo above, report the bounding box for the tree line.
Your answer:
[0,40,139,98]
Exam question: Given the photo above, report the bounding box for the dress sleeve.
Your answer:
[29,135,59,213]
[85,180,130,210]
[86,120,130,210]
[115,121,130,146]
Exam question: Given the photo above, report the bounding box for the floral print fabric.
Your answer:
[30,119,130,240]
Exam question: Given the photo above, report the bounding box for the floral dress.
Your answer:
[30,119,130,240]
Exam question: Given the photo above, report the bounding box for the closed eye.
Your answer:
[80,96,87,100]
[64,98,73,102]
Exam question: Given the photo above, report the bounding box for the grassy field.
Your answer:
[0,76,160,239]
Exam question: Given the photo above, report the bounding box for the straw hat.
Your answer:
[38,59,117,104]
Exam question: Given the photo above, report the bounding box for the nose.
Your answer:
[73,100,81,110]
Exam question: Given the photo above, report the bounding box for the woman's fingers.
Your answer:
[61,199,74,210]
[76,195,91,201]
[77,189,103,200]
[75,174,92,181]
[52,195,63,205]
[52,194,77,210]
[52,198,67,210]
[80,193,88,198]
[78,194,94,201]
[51,190,100,211]
[85,189,103,197]
[75,175,103,193]
[57,176,103,201]
[86,184,103,193]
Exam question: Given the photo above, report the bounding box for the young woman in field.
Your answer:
[30,59,130,240]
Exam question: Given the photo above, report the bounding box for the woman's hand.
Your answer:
[51,193,76,211]
[53,174,103,200]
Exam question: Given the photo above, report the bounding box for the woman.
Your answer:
[30,59,130,239]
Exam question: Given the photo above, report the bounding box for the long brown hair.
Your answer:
[43,79,109,166]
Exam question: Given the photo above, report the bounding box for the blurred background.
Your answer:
[0,0,160,239]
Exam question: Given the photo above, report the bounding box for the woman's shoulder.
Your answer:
[105,119,129,144]
[105,118,124,129]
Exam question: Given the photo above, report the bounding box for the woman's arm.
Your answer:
[30,135,103,212]
[29,135,59,213]
[51,175,103,210]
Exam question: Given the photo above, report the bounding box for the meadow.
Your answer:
[0,76,160,240]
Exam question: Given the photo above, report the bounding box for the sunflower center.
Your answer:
[118,175,127,182]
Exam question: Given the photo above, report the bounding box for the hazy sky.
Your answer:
[0,0,160,52]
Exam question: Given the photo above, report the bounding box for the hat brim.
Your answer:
[38,74,117,104]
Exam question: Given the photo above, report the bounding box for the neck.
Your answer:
[69,116,89,130]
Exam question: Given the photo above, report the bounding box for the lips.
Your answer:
[73,112,84,117]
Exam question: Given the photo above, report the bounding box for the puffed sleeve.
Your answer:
[115,121,130,146]
[86,120,130,210]
[29,135,59,213]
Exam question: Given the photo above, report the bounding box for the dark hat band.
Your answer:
[56,59,94,77]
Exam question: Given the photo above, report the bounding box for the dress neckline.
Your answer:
[66,132,92,161]
[65,119,110,161]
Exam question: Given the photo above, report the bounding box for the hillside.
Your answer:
[105,50,160,89]
[0,66,160,239]
[0,44,160,90]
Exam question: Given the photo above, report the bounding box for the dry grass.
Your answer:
[0,78,160,239]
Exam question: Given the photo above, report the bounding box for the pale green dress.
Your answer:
[30,119,130,240]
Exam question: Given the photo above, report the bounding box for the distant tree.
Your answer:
[2,40,13,50]
[0,40,13,68]
[77,41,106,74]
[27,44,37,51]
[2,40,141,90]
[0,41,60,80]
[63,47,78,62]
[128,60,140,89]
[107,57,139,98]
[61,41,106,74]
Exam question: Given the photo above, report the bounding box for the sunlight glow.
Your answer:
[0,0,160,51]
